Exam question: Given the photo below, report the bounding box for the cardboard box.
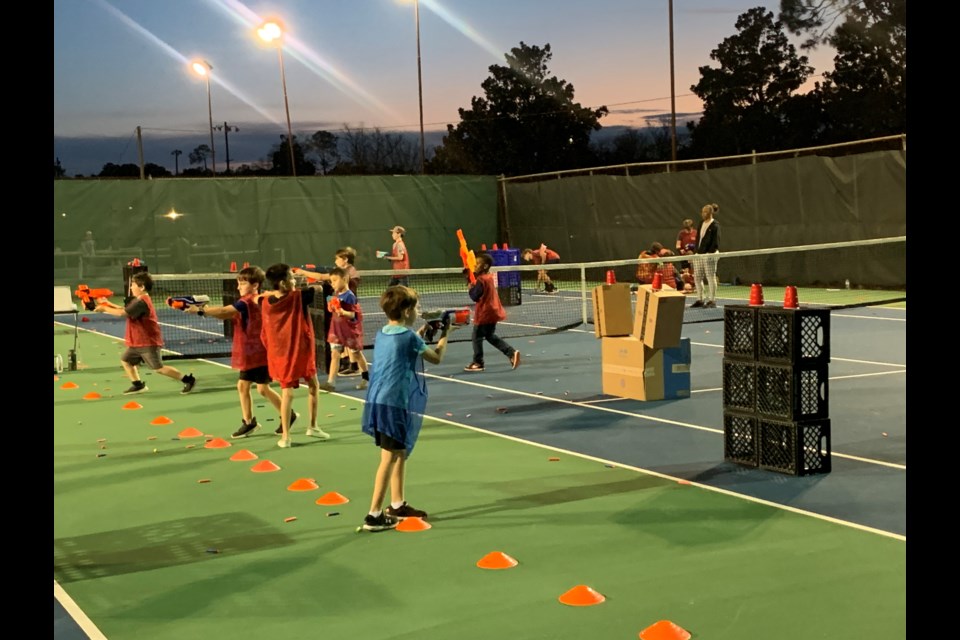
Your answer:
[592,283,634,338]
[601,336,691,401]
[633,284,686,349]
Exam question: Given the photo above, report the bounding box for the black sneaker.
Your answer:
[544,282,556,293]
[340,366,361,378]
[180,374,196,394]
[362,512,399,532]
[463,363,484,372]
[385,502,428,520]
[123,381,148,395]
[704,300,717,308]
[275,410,299,435]
[690,300,705,308]
[232,417,259,439]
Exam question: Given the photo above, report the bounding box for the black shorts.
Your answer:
[374,431,406,452]
[239,366,271,384]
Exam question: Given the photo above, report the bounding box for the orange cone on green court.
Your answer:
[251,460,280,473]
[178,427,204,438]
[558,585,605,606]
[315,491,349,505]
[83,392,102,400]
[122,401,142,410]
[230,449,258,461]
[288,478,319,491]
[639,620,691,640]
[61,382,79,390]
[151,416,173,425]
[476,551,518,569]
[204,437,231,449]
[396,517,431,532]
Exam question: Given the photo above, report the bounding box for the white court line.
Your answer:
[54,320,906,539]
[55,580,108,640]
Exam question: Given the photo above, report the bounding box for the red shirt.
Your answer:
[231,294,268,371]
[531,248,560,265]
[470,272,506,325]
[677,229,697,253]
[124,294,163,348]
[391,240,409,273]
[260,289,317,389]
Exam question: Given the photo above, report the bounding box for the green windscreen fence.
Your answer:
[54,175,499,292]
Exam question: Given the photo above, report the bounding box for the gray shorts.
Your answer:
[122,346,164,370]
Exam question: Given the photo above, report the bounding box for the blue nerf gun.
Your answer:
[166,295,210,310]
[420,309,470,342]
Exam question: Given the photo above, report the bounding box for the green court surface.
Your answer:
[54,327,905,640]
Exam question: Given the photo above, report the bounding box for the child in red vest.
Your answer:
[463,253,521,372]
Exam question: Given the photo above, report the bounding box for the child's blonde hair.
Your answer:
[380,286,419,321]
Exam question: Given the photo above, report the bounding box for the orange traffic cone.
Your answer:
[749,283,764,306]
[287,478,319,491]
[481,243,487,251]
[606,270,616,285]
[558,585,606,606]
[243,261,250,269]
[783,285,799,309]
[315,491,350,505]
[229,261,238,272]
[651,271,663,291]
[476,551,519,569]
[492,243,499,250]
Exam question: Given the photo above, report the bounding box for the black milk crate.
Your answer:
[497,284,522,307]
[722,359,755,412]
[758,417,831,476]
[757,307,830,365]
[723,305,757,361]
[724,410,758,467]
[756,362,828,421]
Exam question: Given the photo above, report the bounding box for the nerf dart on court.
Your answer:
[420,309,470,343]
[74,285,115,311]
[166,295,211,310]
[456,228,477,284]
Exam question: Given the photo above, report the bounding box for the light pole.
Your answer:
[413,0,426,174]
[257,21,297,177]
[215,122,239,173]
[171,149,182,176]
[667,0,678,163]
[191,60,217,175]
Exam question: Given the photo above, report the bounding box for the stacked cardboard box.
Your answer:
[594,283,689,401]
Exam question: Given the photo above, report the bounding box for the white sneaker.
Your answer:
[306,427,330,439]
[277,437,292,448]
[318,381,336,393]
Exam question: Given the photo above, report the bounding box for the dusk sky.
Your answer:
[53,0,836,175]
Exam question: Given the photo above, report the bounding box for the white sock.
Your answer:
[390,501,404,510]
[369,510,382,518]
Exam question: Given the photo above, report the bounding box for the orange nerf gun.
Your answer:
[75,284,114,311]
[456,228,477,285]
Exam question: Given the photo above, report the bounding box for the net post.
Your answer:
[580,265,589,326]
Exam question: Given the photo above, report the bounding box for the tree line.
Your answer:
[55,1,904,179]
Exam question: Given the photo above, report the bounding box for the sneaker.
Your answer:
[511,351,521,370]
[340,366,361,378]
[180,374,196,394]
[690,300,705,308]
[355,379,368,390]
[123,381,148,395]
[305,426,331,439]
[362,512,398,532]
[232,417,259,439]
[275,410,298,435]
[318,381,336,392]
[544,282,556,293]
[277,437,292,448]
[385,502,428,520]
[463,363,485,372]
[704,300,717,308]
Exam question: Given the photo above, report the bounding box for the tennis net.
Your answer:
[100,236,903,360]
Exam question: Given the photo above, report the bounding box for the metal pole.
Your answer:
[206,76,216,175]
[415,0,426,174]
[222,122,231,173]
[136,126,145,180]
[278,47,297,177]
[668,0,678,162]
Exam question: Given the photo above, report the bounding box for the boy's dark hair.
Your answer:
[329,266,347,279]
[237,266,265,287]
[264,263,293,290]
[650,242,664,254]
[475,252,493,269]
[335,247,356,265]
[380,285,418,321]
[132,272,153,292]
